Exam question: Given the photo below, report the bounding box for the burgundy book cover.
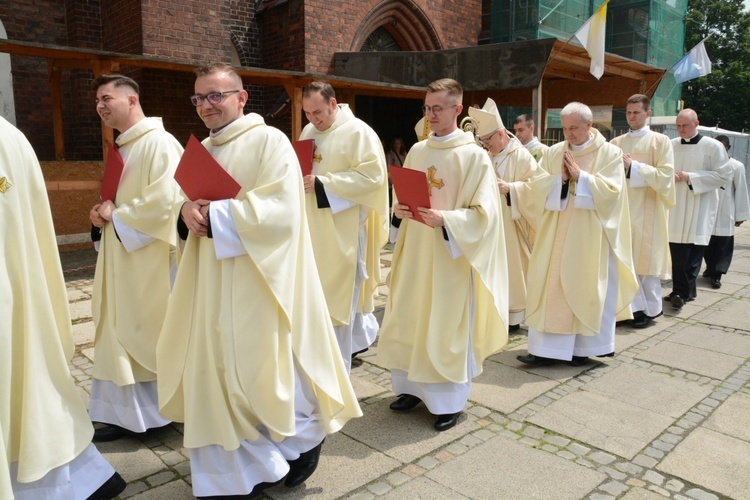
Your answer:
[100,144,124,202]
[389,165,431,225]
[174,134,242,201]
[292,138,315,176]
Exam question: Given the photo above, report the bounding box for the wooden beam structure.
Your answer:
[0,38,425,156]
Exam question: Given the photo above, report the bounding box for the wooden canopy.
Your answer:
[334,38,668,133]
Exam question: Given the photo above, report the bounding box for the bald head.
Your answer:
[676,109,699,140]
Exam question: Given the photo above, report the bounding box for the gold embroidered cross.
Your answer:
[427,166,444,196]
[312,146,322,163]
[0,177,11,193]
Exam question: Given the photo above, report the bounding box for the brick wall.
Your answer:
[298,0,482,74]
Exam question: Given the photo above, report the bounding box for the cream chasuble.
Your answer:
[611,128,675,278]
[157,114,361,450]
[525,129,638,335]
[377,131,508,384]
[0,116,94,490]
[669,136,733,245]
[493,137,540,321]
[92,117,182,385]
[525,138,549,163]
[300,105,389,325]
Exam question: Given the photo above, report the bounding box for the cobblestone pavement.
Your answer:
[63,227,750,499]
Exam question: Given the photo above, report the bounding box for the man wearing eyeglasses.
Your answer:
[516,102,638,367]
[469,98,540,333]
[378,78,508,432]
[88,74,182,442]
[299,82,389,372]
[157,64,361,499]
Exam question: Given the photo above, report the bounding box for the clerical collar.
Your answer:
[432,128,462,142]
[569,132,594,151]
[681,133,702,145]
[526,137,541,148]
[627,125,650,138]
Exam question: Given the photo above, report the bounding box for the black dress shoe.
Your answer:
[711,277,722,289]
[569,356,588,366]
[516,353,554,366]
[632,314,652,329]
[434,412,460,432]
[351,347,369,360]
[92,423,145,442]
[508,324,520,332]
[87,472,126,500]
[671,294,685,309]
[389,394,422,411]
[284,439,324,487]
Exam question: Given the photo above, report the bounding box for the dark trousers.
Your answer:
[670,242,706,300]
[703,235,734,277]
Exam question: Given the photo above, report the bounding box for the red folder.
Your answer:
[100,144,124,202]
[389,165,431,225]
[174,134,242,201]
[293,139,315,176]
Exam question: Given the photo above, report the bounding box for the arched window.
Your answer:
[361,27,402,52]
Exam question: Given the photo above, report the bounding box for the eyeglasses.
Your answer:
[190,90,240,106]
[421,104,458,116]
[478,130,498,145]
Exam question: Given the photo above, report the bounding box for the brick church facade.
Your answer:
[2,0,483,161]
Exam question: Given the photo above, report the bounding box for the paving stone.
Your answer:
[658,428,750,499]
[378,477,470,500]
[643,470,665,486]
[703,392,750,442]
[567,443,591,456]
[556,450,577,460]
[615,462,643,475]
[126,480,193,499]
[385,472,410,487]
[522,426,545,440]
[545,435,571,447]
[600,480,629,496]
[684,488,719,500]
[366,482,392,495]
[529,391,673,459]
[632,455,658,468]
[598,466,627,481]
[416,456,439,469]
[146,471,175,487]
[584,363,712,419]
[636,341,745,380]
[470,359,562,414]
[644,447,664,459]
[425,436,606,499]
[473,429,494,442]
[589,451,617,465]
[651,440,674,452]
[666,479,685,492]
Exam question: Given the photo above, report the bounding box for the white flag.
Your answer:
[574,0,609,80]
[672,39,712,84]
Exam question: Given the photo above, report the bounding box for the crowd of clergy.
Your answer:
[3,63,748,499]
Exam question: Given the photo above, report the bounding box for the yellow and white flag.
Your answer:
[574,0,609,80]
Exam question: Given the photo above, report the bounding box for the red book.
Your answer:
[100,144,124,202]
[389,165,431,225]
[292,139,315,176]
[174,134,242,201]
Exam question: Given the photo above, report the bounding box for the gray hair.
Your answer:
[560,102,593,123]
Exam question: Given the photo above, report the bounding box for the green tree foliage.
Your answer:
[682,0,750,130]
